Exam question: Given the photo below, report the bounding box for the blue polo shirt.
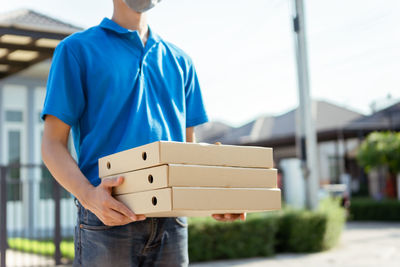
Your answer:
[41,18,209,186]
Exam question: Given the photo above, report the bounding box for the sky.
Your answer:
[2,0,400,127]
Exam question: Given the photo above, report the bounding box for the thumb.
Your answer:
[101,176,124,188]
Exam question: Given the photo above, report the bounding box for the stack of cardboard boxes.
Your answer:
[99,141,281,217]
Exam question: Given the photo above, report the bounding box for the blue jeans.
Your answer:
[73,198,189,267]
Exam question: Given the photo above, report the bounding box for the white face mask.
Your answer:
[123,0,162,13]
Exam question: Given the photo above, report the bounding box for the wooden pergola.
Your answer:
[0,9,81,79]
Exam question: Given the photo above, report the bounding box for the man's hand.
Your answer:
[42,114,145,227]
[79,176,146,226]
[212,213,246,222]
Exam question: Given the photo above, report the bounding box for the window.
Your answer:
[8,130,21,201]
[8,131,21,163]
[328,156,340,184]
[5,110,23,122]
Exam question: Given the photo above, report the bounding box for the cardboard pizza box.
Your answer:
[115,187,281,217]
[104,164,278,195]
[99,141,273,177]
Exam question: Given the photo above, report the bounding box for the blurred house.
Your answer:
[0,9,81,237]
[196,100,400,199]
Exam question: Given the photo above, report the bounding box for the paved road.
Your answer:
[4,222,400,266]
[190,222,400,267]
[5,250,55,266]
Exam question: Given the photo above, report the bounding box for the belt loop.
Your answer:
[74,197,79,207]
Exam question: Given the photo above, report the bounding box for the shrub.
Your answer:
[275,210,327,252]
[350,197,400,221]
[275,198,345,253]
[319,198,347,250]
[188,198,346,262]
[188,213,279,262]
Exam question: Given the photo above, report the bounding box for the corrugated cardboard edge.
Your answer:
[115,187,173,214]
[116,187,281,217]
[159,141,273,168]
[106,165,169,195]
[99,140,274,177]
[172,187,281,211]
[98,141,162,177]
[168,164,278,188]
[157,141,162,163]
[145,210,264,217]
[108,163,278,195]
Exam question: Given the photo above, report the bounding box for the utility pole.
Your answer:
[291,0,319,210]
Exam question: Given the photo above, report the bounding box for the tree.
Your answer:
[357,131,400,198]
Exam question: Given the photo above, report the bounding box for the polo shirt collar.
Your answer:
[99,17,160,44]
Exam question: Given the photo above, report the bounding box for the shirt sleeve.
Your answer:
[40,41,86,126]
[185,62,209,128]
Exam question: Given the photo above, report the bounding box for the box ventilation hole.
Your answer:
[152,196,157,206]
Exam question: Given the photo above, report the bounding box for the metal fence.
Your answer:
[0,164,76,267]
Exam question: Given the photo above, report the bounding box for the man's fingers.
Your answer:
[135,214,146,221]
[212,214,223,220]
[109,197,135,219]
[212,214,229,222]
[103,208,134,226]
[212,213,243,222]
[96,178,147,224]
[224,214,233,220]
[108,197,146,221]
[101,176,124,188]
[225,214,241,221]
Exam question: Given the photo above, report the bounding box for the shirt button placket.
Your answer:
[139,59,143,76]
[139,52,147,76]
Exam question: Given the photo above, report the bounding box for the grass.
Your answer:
[8,238,74,260]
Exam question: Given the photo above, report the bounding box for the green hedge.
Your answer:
[350,198,400,221]
[188,213,278,262]
[189,198,346,261]
[8,198,345,262]
[276,198,345,253]
[275,210,327,252]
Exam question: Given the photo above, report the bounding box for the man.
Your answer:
[41,0,245,266]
